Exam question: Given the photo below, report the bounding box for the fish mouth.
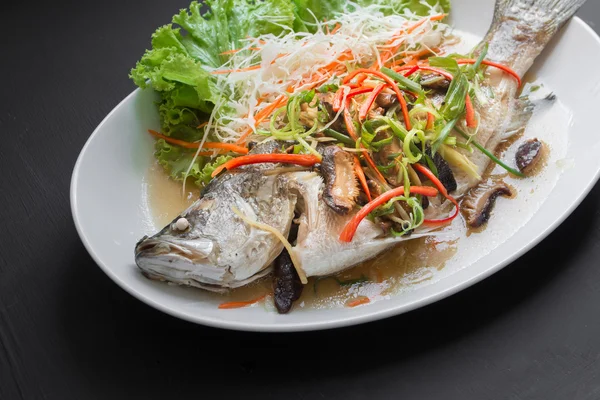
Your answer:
[134,237,273,290]
[135,237,212,262]
[134,237,229,285]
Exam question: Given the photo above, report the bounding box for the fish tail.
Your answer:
[481,0,587,75]
[493,0,587,27]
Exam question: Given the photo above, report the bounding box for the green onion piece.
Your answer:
[444,136,457,146]
[385,117,408,140]
[381,67,424,94]
[429,56,460,76]
[335,275,370,287]
[403,129,423,163]
[390,195,424,236]
[371,136,394,150]
[401,162,411,197]
[455,141,474,153]
[324,128,355,146]
[455,127,525,177]
[409,104,442,120]
[471,43,489,76]
[377,162,398,172]
[423,153,439,177]
[370,195,405,218]
[440,74,469,120]
[318,82,339,93]
[297,136,322,159]
[432,117,459,152]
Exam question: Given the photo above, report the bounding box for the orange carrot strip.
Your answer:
[354,155,372,202]
[236,95,287,144]
[211,65,261,75]
[218,295,266,309]
[196,121,208,129]
[465,93,477,128]
[333,86,349,112]
[343,69,412,131]
[339,185,439,242]
[412,163,460,226]
[347,297,371,308]
[343,103,388,184]
[147,130,249,154]
[381,14,446,65]
[348,87,375,97]
[455,59,522,87]
[407,13,446,34]
[330,23,342,35]
[394,65,454,80]
[342,106,359,142]
[211,153,320,178]
[426,112,435,130]
[359,84,386,120]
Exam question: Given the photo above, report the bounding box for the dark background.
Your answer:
[1,1,599,399]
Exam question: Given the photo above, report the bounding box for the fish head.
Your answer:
[135,171,297,291]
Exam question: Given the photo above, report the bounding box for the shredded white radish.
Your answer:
[204,3,449,144]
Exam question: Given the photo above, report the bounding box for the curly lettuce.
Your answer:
[154,140,232,186]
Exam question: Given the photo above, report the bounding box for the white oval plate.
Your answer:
[71,0,600,332]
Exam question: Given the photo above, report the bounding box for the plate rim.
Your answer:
[71,16,600,332]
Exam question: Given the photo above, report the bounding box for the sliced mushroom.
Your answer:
[273,249,303,314]
[516,138,545,175]
[376,138,402,186]
[462,179,514,228]
[425,146,457,193]
[358,179,382,205]
[420,73,450,90]
[376,92,398,109]
[321,146,359,215]
[368,106,385,120]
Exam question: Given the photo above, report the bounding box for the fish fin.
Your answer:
[502,97,535,138]
[480,0,587,75]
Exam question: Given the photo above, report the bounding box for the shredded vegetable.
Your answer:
[133,0,527,244]
[339,185,438,242]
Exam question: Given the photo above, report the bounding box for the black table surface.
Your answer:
[2,1,600,399]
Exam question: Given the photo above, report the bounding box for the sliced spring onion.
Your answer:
[432,116,459,152]
[381,67,423,94]
[440,73,469,120]
[324,128,355,145]
[455,127,525,177]
[470,43,489,76]
[403,129,423,163]
[428,56,460,76]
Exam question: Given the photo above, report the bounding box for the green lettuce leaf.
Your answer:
[154,139,232,186]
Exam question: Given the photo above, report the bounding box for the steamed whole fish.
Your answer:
[135,0,585,304]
